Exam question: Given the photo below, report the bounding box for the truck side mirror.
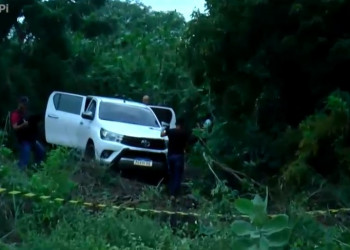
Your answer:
[82,111,93,120]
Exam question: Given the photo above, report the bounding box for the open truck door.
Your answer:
[149,105,176,129]
[45,91,86,147]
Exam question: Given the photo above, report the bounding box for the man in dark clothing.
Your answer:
[10,96,45,170]
[161,117,188,199]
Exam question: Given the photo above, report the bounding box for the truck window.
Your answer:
[53,93,83,115]
[84,97,92,111]
[87,100,97,118]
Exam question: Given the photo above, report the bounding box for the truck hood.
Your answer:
[100,121,163,139]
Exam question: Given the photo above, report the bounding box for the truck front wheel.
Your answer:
[84,141,95,162]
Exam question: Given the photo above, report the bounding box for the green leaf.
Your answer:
[198,224,218,236]
[192,128,204,137]
[231,220,255,236]
[250,230,260,239]
[248,245,259,250]
[252,211,269,228]
[259,236,269,250]
[232,239,256,250]
[266,228,290,247]
[252,195,264,207]
[250,194,268,226]
[261,215,289,235]
[235,198,255,216]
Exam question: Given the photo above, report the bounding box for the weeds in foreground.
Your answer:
[0,146,349,249]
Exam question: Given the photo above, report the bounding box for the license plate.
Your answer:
[133,160,153,167]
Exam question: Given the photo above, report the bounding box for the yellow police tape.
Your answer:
[0,187,205,218]
[1,187,350,219]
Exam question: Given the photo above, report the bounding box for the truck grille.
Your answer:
[117,149,167,162]
[121,136,166,150]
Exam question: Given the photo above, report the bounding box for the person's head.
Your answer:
[142,95,150,104]
[206,113,212,119]
[18,96,29,111]
[176,117,185,129]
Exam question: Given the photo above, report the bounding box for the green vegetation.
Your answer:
[1,0,350,248]
[1,148,349,249]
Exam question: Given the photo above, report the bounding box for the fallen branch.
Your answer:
[197,135,264,189]
[156,178,164,189]
[212,159,264,189]
[202,152,221,183]
[0,229,15,241]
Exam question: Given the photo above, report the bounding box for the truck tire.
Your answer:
[84,141,95,162]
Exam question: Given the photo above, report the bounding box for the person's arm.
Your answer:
[13,122,28,130]
[10,113,28,130]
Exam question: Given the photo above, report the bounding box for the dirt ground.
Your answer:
[71,162,200,213]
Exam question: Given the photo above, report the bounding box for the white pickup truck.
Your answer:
[44,91,176,172]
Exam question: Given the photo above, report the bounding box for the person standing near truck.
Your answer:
[161,117,189,200]
[142,95,150,105]
[10,96,45,170]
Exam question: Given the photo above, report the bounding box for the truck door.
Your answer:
[149,106,176,129]
[45,91,85,147]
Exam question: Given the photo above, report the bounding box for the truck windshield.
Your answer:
[99,102,160,128]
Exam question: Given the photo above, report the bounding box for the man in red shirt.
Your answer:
[10,96,45,169]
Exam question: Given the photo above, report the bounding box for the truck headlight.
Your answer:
[100,128,123,142]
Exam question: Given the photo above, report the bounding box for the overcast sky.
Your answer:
[138,0,207,21]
